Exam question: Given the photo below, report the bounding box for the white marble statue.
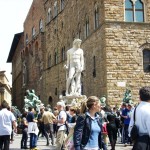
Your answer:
[64,39,84,96]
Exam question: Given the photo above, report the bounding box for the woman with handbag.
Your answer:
[73,96,107,150]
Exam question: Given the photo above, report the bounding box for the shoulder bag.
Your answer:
[130,106,139,142]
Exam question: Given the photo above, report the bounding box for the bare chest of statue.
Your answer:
[69,48,82,61]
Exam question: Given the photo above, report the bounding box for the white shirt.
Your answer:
[57,110,67,131]
[28,122,39,135]
[0,108,16,135]
[129,101,150,136]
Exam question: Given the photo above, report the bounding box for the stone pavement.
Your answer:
[10,134,133,150]
[10,134,55,150]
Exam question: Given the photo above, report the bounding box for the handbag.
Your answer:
[130,106,139,142]
[102,122,108,134]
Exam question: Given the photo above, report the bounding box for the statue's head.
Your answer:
[31,89,35,93]
[73,39,82,48]
[26,89,30,93]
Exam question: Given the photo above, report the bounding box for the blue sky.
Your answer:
[0,0,33,85]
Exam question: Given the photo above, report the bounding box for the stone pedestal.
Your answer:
[60,95,87,107]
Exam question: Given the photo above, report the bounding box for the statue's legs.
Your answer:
[75,72,81,95]
[66,67,75,95]
[70,79,75,94]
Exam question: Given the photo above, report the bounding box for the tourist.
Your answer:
[27,107,39,150]
[73,96,107,150]
[53,109,59,137]
[41,107,56,146]
[0,100,17,150]
[20,111,28,149]
[129,86,150,150]
[37,108,46,138]
[121,103,132,146]
[65,106,77,150]
[106,113,118,150]
[55,101,67,150]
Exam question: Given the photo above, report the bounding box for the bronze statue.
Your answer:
[24,89,44,112]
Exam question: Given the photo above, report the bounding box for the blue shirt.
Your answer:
[27,112,34,122]
[122,108,131,125]
[85,113,101,149]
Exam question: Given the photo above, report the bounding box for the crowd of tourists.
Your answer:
[0,86,150,150]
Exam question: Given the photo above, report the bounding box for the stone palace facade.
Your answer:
[7,0,150,110]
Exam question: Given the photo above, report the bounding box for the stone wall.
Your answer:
[11,34,24,109]
[43,0,150,106]
[43,0,107,106]
[105,22,150,104]
[10,0,150,108]
[23,0,46,101]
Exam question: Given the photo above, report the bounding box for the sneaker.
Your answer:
[124,143,127,147]
[30,148,38,150]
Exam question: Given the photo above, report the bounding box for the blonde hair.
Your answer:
[80,96,99,114]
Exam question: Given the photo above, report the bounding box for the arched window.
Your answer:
[55,88,57,95]
[85,16,89,38]
[94,7,99,29]
[61,47,65,61]
[48,54,51,68]
[72,31,75,41]
[125,0,134,22]
[47,8,51,23]
[25,34,28,44]
[48,96,53,104]
[32,27,36,38]
[54,50,58,65]
[77,23,81,39]
[143,49,150,72]
[93,56,96,77]
[135,0,144,22]
[54,1,58,17]
[125,0,144,22]
[39,19,43,32]
[61,0,65,10]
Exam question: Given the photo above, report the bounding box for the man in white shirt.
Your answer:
[129,86,150,150]
[55,101,67,150]
[0,100,17,150]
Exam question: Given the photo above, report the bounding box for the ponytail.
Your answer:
[80,101,88,114]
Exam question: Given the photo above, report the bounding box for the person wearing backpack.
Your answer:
[55,101,67,150]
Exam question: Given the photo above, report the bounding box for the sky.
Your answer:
[0,0,33,86]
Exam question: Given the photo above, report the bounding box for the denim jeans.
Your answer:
[21,128,28,148]
[30,133,37,148]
